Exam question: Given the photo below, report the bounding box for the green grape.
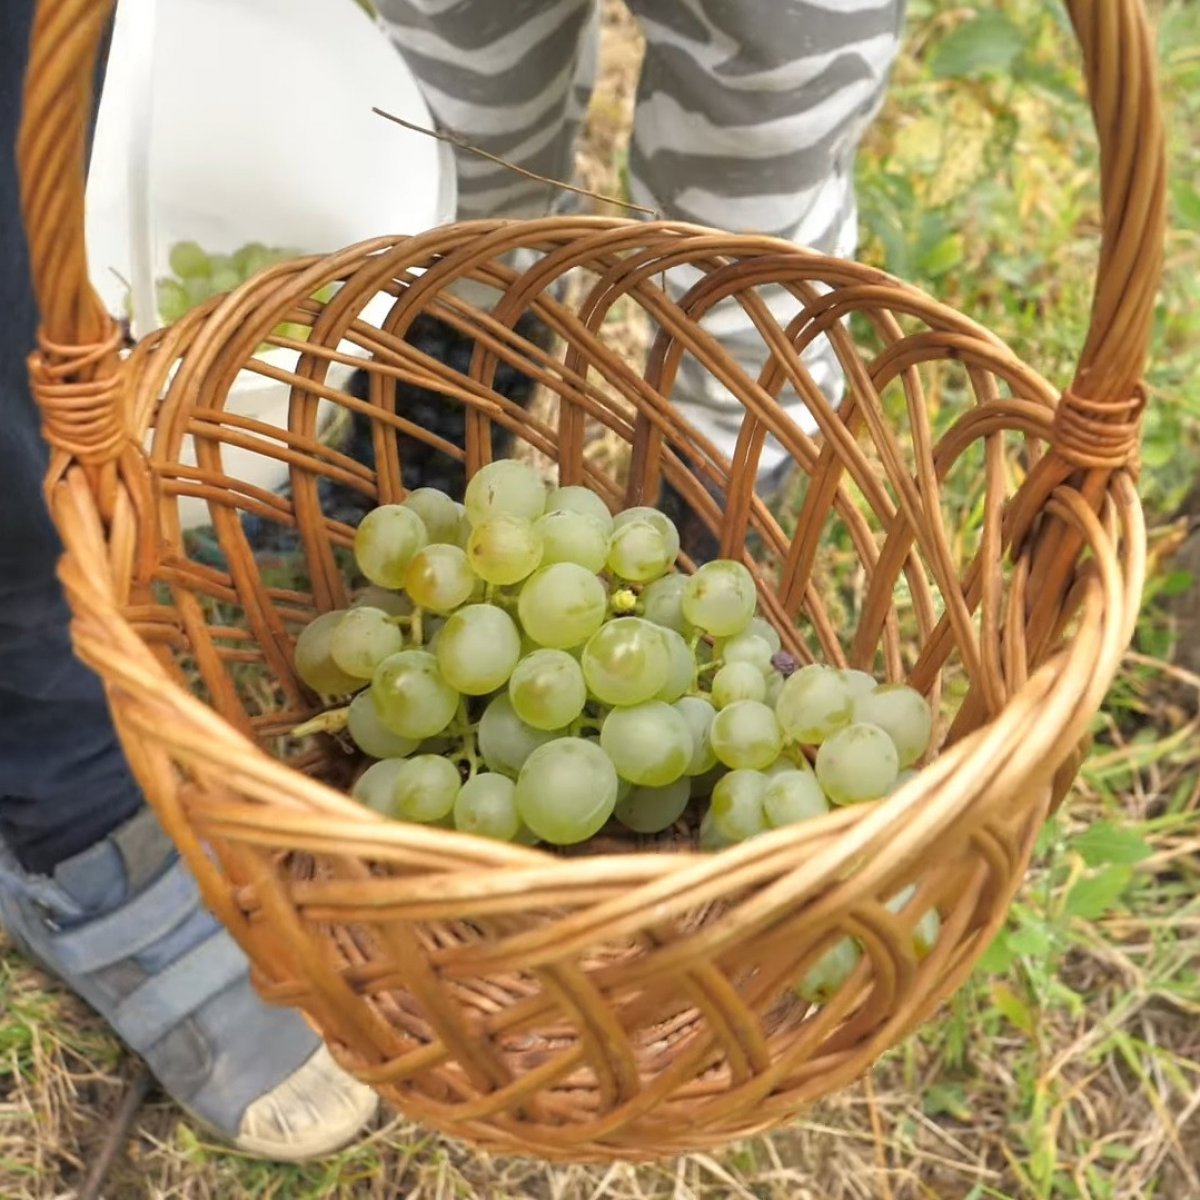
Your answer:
[852,684,933,767]
[581,618,670,706]
[656,628,695,703]
[293,610,362,695]
[889,767,919,794]
[682,560,757,638]
[352,584,412,618]
[231,241,273,277]
[272,321,310,344]
[699,805,734,850]
[168,240,211,278]
[709,769,769,841]
[182,274,214,308]
[156,278,189,323]
[467,514,543,585]
[435,604,521,695]
[745,616,782,653]
[535,509,610,572]
[517,563,608,649]
[454,772,521,840]
[763,769,829,827]
[478,693,559,776]
[886,884,941,958]
[599,701,693,787]
[606,519,673,583]
[815,722,899,804]
[719,633,774,675]
[837,668,879,699]
[351,757,407,814]
[764,673,784,708]
[464,459,547,525]
[613,506,680,560]
[673,696,718,775]
[392,755,461,822]
[515,737,618,844]
[404,543,477,614]
[402,487,463,544]
[765,754,808,776]
[712,661,767,708]
[347,690,417,759]
[545,485,614,532]
[709,700,783,770]
[915,908,941,958]
[774,665,854,744]
[329,606,404,679]
[615,777,690,834]
[795,937,861,1003]
[371,649,459,740]
[640,573,692,635]
[508,649,587,731]
[210,266,239,294]
[354,505,429,588]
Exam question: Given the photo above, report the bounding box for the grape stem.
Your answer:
[410,607,424,646]
[291,706,350,738]
[447,699,480,778]
[686,628,720,696]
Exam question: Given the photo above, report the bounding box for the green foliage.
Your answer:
[856,0,1200,515]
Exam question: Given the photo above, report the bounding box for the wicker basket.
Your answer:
[19,0,1164,1162]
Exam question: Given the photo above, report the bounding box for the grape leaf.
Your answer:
[1075,821,1152,867]
[1006,921,1053,958]
[1065,865,1134,919]
[977,929,1015,974]
[991,981,1036,1036]
[930,12,1025,80]
[1172,179,1200,231]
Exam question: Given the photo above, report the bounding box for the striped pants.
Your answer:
[377,0,905,473]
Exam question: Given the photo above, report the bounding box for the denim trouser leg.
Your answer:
[0,0,141,874]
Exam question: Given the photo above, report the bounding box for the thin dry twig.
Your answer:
[371,106,659,219]
[77,1062,152,1200]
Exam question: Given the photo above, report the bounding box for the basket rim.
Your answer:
[50,247,1147,889]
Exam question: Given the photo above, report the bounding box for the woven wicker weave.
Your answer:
[18,0,1164,1161]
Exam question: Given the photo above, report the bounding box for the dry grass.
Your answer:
[3,1,1199,1197]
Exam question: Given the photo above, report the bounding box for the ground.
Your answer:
[2,1,1199,1197]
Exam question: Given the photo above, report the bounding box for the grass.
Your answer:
[2,1,1199,1196]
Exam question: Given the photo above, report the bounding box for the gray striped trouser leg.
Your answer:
[375,0,599,220]
[377,0,904,473]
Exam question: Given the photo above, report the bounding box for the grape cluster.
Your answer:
[292,461,934,852]
[135,239,333,339]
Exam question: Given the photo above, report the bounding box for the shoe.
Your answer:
[0,808,378,1161]
[659,458,794,565]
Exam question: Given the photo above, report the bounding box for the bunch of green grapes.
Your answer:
[291,459,941,974]
[134,240,334,343]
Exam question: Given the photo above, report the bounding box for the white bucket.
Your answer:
[85,0,456,529]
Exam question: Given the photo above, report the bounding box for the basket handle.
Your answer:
[19,0,126,468]
[18,0,1165,472]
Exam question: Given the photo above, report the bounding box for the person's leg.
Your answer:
[624,0,906,477]
[0,0,376,1157]
[0,0,142,874]
[321,0,597,512]
[376,0,598,221]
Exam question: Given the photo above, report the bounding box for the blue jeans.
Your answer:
[0,1,140,873]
